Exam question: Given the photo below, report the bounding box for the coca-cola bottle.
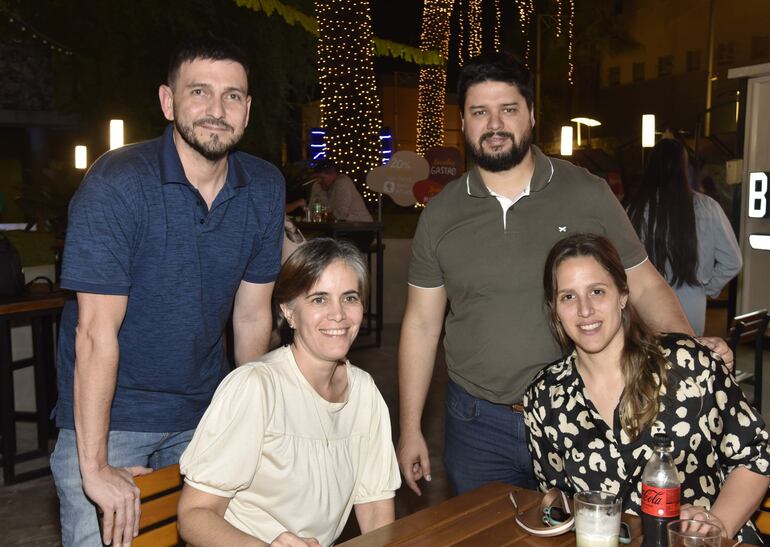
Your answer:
[641,433,681,547]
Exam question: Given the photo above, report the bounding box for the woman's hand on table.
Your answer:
[680,504,729,537]
[270,531,321,546]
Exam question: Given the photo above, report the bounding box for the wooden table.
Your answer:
[296,221,384,347]
[0,290,71,484]
[339,481,741,547]
[340,483,742,546]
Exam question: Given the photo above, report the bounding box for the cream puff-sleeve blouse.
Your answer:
[179,346,401,546]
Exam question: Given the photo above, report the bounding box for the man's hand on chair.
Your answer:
[695,336,734,370]
[83,464,152,546]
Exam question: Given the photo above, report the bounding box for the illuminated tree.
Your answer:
[315,0,382,190]
[415,0,453,156]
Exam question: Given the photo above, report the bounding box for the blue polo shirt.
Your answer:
[55,124,285,432]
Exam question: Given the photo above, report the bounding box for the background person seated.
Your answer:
[178,238,400,546]
[524,233,770,543]
[310,159,373,223]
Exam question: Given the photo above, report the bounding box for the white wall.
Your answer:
[733,65,770,314]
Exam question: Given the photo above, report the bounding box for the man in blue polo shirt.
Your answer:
[50,36,284,546]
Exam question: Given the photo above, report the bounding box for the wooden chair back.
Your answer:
[728,309,770,411]
[133,463,183,547]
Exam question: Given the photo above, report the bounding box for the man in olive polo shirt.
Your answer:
[396,52,731,496]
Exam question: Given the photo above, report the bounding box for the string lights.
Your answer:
[315,0,382,200]
[559,0,575,85]
[456,0,465,67]
[3,12,73,56]
[512,0,574,84]
[416,0,454,156]
[467,0,483,59]
[515,0,535,68]
[494,0,502,52]
[555,0,563,38]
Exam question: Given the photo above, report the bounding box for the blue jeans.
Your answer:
[443,380,538,495]
[51,428,195,547]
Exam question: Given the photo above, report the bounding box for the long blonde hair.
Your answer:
[543,234,668,440]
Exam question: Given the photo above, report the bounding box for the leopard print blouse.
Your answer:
[523,333,770,542]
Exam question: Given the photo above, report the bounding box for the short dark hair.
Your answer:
[273,238,369,331]
[167,35,250,89]
[457,52,534,113]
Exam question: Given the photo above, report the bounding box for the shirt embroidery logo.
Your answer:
[558,226,567,232]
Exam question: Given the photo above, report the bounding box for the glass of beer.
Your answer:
[574,490,622,547]
[667,519,722,547]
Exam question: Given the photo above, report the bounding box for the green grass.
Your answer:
[3,230,58,267]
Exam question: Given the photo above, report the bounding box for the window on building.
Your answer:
[716,42,734,66]
[686,50,701,72]
[658,55,673,77]
[607,66,620,86]
[751,35,770,61]
[632,62,645,82]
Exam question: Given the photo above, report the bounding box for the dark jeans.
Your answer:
[443,379,538,495]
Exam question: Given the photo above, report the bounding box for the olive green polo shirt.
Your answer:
[408,145,647,404]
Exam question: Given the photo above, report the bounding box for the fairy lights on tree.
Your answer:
[456,0,465,66]
[467,0,483,58]
[315,0,382,195]
[416,0,454,156]
[515,0,535,68]
[514,0,574,83]
[567,0,574,83]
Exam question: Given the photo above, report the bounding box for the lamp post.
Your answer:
[570,117,601,148]
[74,145,87,169]
[110,119,124,150]
[560,126,573,156]
[641,114,656,174]
[642,114,656,148]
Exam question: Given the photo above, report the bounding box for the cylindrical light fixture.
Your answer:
[642,114,656,148]
[110,119,124,150]
[75,145,88,169]
[560,126,573,156]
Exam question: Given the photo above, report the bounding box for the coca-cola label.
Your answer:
[641,484,680,517]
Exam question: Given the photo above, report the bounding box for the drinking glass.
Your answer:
[574,490,622,547]
[667,519,722,547]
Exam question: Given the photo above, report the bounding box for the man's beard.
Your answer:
[174,113,242,161]
[466,127,532,172]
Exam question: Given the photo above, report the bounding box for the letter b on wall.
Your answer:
[749,172,770,218]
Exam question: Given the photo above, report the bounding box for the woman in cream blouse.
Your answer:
[178,238,400,546]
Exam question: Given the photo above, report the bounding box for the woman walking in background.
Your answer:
[627,139,741,335]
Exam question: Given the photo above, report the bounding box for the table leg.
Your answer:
[31,318,50,452]
[0,317,17,484]
[376,230,383,348]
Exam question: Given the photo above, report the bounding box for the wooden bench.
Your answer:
[134,463,184,547]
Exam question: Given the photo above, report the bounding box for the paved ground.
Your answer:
[1,306,763,546]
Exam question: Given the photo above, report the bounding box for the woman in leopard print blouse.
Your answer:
[524,233,770,543]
